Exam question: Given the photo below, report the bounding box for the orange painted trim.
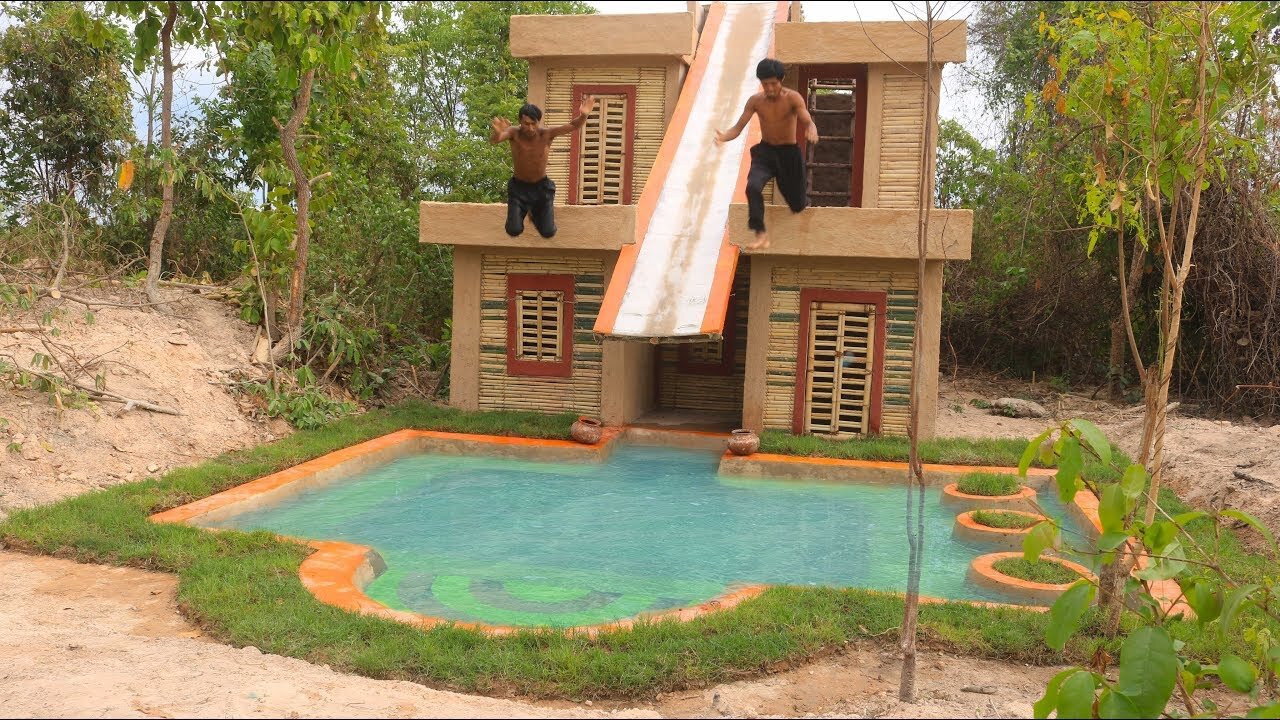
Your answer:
[298,538,768,638]
[594,4,729,335]
[969,551,1096,605]
[954,510,1049,550]
[150,428,624,526]
[941,483,1038,511]
[734,451,1058,478]
[696,1,789,336]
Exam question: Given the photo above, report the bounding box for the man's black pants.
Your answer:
[505,176,557,238]
[746,142,807,232]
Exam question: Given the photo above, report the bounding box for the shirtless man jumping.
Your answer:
[715,58,818,250]
[490,95,597,239]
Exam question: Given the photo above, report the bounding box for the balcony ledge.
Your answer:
[419,201,972,260]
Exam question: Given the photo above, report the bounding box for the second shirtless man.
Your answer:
[715,58,818,250]
[490,95,597,239]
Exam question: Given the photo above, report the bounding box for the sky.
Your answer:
[58,1,990,149]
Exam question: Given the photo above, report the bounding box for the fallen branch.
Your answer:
[17,365,183,416]
[1,327,42,334]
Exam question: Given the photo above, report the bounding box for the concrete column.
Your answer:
[741,255,774,433]
[448,247,482,411]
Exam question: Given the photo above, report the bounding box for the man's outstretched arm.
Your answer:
[489,116,515,144]
[547,95,597,138]
[715,96,757,144]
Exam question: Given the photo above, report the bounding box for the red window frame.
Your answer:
[567,84,637,205]
[791,288,887,435]
[506,273,575,378]
[677,291,739,376]
[795,64,868,208]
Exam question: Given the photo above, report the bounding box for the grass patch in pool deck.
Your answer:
[971,510,1040,530]
[759,431,1126,485]
[0,401,1270,699]
[956,472,1022,497]
[992,557,1082,585]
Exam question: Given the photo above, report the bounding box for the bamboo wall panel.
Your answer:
[657,261,750,414]
[764,263,917,435]
[876,74,926,209]
[479,253,604,416]
[546,67,666,205]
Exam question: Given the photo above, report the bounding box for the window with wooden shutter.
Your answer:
[792,290,887,436]
[569,84,635,205]
[506,274,575,378]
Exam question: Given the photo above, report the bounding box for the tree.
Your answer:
[220,1,390,359]
[390,1,593,201]
[1036,0,1278,632]
[0,2,132,209]
[93,1,223,306]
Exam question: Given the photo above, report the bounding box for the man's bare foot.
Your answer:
[745,230,769,250]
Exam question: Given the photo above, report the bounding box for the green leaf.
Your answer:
[1035,668,1078,719]
[1098,688,1141,718]
[1099,483,1128,533]
[1120,464,1146,500]
[1134,540,1187,581]
[1055,437,1084,503]
[1220,509,1279,555]
[1023,520,1058,562]
[1173,511,1208,527]
[1020,428,1053,477]
[1068,418,1111,465]
[1218,654,1257,694]
[1142,521,1177,553]
[1117,626,1177,718]
[1220,584,1260,640]
[1182,579,1223,625]
[1058,670,1097,718]
[1047,579,1096,650]
[1098,531,1130,551]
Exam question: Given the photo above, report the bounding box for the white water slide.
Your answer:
[594,1,787,341]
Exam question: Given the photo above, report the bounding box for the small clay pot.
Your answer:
[570,417,603,445]
[727,429,760,456]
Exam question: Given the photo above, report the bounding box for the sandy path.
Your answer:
[0,552,662,719]
[0,550,1058,719]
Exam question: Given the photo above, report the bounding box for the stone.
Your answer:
[961,685,999,695]
[147,463,161,474]
[992,398,1049,418]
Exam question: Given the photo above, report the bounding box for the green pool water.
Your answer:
[205,445,1088,627]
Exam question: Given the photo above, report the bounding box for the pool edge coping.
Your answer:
[148,427,1184,634]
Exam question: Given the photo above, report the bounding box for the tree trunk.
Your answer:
[145,64,157,151]
[272,66,317,361]
[1108,241,1147,401]
[1107,318,1125,401]
[144,2,177,308]
[899,1,936,703]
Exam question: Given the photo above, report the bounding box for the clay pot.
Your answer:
[570,417,603,445]
[727,429,760,456]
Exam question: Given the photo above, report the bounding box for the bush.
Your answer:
[956,472,1021,496]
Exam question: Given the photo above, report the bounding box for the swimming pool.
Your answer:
[204,444,1087,627]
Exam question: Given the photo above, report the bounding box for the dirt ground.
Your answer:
[1,289,1276,718]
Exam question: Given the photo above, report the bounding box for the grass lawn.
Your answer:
[0,401,1267,698]
[972,510,1041,529]
[993,557,1083,584]
[957,472,1022,496]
